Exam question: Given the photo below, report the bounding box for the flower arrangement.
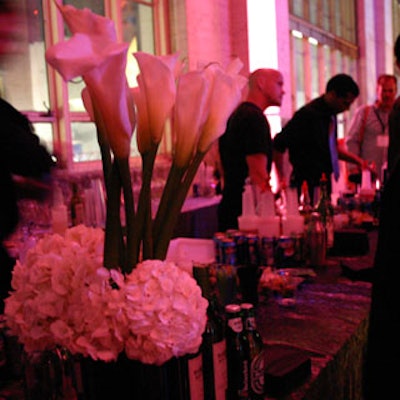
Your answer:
[5,3,246,367]
[45,3,246,272]
[5,225,208,365]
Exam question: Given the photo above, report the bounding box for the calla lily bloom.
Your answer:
[46,33,105,81]
[197,64,247,153]
[46,7,135,159]
[131,82,151,155]
[83,44,135,159]
[133,52,178,153]
[56,3,117,43]
[173,71,209,168]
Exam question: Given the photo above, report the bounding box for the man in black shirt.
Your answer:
[218,68,285,231]
[274,74,368,200]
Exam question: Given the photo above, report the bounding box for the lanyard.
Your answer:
[372,107,386,133]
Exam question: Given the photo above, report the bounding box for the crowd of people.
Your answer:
[218,71,378,230]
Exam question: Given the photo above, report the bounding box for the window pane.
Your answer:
[32,122,54,155]
[293,36,306,108]
[323,45,331,83]
[0,0,49,112]
[321,0,330,31]
[124,1,155,87]
[71,122,101,162]
[333,1,342,37]
[309,0,318,25]
[310,41,319,98]
[290,0,304,18]
[62,0,105,16]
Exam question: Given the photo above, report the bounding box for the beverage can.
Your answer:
[275,236,295,268]
[221,238,237,266]
[260,236,275,267]
[244,233,259,267]
[231,231,246,266]
[213,232,226,264]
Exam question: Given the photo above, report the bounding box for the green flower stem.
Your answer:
[152,162,185,249]
[116,157,135,274]
[96,128,112,194]
[104,160,125,270]
[130,144,158,266]
[154,151,205,260]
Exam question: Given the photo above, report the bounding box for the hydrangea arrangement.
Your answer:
[5,226,208,365]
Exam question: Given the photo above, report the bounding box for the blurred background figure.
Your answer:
[345,74,397,185]
[387,35,400,177]
[0,96,54,313]
[0,0,24,64]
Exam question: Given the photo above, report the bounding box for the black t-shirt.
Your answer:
[218,102,272,230]
[273,96,334,190]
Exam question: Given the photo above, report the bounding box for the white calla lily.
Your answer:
[133,52,178,151]
[46,7,135,159]
[174,71,209,168]
[56,3,117,43]
[131,85,150,155]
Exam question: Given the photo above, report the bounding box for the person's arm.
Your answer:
[272,148,287,190]
[337,142,374,173]
[345,107,368,175]
[246,153,270,191]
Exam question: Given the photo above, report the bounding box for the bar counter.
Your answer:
[258,261,371,400]
[1,201,375,399]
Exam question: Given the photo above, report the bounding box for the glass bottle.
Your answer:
[298,180,313,226]
[202,295,227,400]
[305,212,326,267]
[178,351,204,400]
[51,184,68,235]
[225,304,248,400]
[315,173,334,250]
[70,182,85,226]
[241,303,265,399]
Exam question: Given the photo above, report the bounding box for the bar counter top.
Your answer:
[258,261,371,399]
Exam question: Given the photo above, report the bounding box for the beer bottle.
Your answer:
[315,173,334,250]
[225,304,249,400]
[202,295,228,400]
[241,303,265,399]
[176,350,204,400]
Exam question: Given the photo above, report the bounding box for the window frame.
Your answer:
[288,0,358,137]
[38,0,170,171]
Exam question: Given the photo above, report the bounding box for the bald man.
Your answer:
[218,68,285,231]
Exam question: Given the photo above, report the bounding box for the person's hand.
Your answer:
[362,160,376,175]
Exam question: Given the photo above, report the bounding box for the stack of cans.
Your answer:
[213,230,304,268]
